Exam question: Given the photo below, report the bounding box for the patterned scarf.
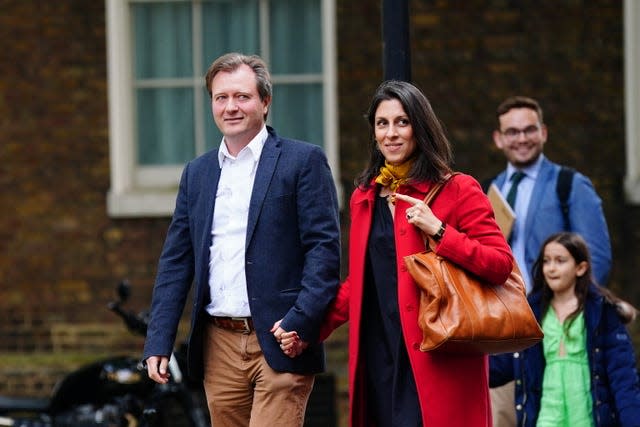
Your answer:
[375,160,413,192]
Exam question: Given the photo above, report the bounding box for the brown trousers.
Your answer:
[202,323,314,427]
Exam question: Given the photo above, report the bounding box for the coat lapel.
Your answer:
[493,170,507,189]
[202,151,221,228]
[246,134,281,246]
[524,157,553,240]
[196,151,221,303]
[187,152,221,377]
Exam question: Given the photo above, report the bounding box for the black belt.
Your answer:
[209,316,254,334]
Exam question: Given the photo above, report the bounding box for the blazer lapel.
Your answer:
[196,151,222,302]
[524,157,553,237]
[246,135,281,246]
[203,151,221,221]
[494,170,507,189]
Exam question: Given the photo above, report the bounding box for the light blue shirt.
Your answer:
[501,155,544,292]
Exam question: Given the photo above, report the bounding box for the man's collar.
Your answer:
[507,154,544,180]
[217,126,268,167]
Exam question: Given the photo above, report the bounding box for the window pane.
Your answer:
[137,88,195,165]
[201,0,260,74]
[270,0,322,74]
[133,2,193,79]
[271,83,324,147]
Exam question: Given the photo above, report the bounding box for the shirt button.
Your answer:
[516,404,523,411]
[513,352,520,359]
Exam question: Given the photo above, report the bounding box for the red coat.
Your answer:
[322,173,513,427]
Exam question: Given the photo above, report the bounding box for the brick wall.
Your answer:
[0,0,170,395]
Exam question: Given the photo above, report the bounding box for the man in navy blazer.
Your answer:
[143,53,340,427]
[487,95,612,427]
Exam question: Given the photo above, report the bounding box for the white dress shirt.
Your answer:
[501,154,544,293]
[206,126,267,317]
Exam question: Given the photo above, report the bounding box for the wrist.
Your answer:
[431,221,446,241]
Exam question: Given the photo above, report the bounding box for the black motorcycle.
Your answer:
[0,280,209,427]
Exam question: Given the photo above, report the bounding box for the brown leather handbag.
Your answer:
[403,178,543,354]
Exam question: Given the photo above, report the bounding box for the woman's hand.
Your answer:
[271,320,309,358]
[394,193,443,236]
[280,331,308,358]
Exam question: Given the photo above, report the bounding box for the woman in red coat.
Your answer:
[282,80,513,426]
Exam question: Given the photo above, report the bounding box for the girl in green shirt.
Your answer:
[535,232,638,427]
[490,232,640,427]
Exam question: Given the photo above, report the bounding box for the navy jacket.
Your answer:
[491,156,611,285]
[142,127,341,379]
[490,285,640,426]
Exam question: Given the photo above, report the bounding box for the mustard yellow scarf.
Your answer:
[375,160,413,192]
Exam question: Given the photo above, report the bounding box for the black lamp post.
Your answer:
[382,0,411,82]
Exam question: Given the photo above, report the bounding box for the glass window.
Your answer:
[136,88,195,165]
[271,84,323,145]
[106,0,339,216]
[270,0,322,74]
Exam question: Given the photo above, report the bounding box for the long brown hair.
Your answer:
[532,232,637,329]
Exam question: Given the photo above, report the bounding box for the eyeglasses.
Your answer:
[500,125,540,140]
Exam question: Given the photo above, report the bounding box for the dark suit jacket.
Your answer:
[142,127,341,379]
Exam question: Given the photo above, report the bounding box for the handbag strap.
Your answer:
[423,172,457,206]
[421,173,457,250]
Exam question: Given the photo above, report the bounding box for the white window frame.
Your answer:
[105,0,340,217]
[625,0,640,204]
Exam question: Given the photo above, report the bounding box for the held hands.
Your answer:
[393,193,443,236]
[271,319,309,358]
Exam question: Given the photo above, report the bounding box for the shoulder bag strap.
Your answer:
[423,172,457,205]
[421,173,457,250]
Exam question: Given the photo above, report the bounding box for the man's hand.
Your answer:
[146,355,170,384]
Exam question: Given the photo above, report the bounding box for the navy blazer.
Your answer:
[491,156,612,285]
[142,127,341,379]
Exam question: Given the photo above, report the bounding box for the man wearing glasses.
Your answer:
[486,95,612,427]
[489,95,611,292]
